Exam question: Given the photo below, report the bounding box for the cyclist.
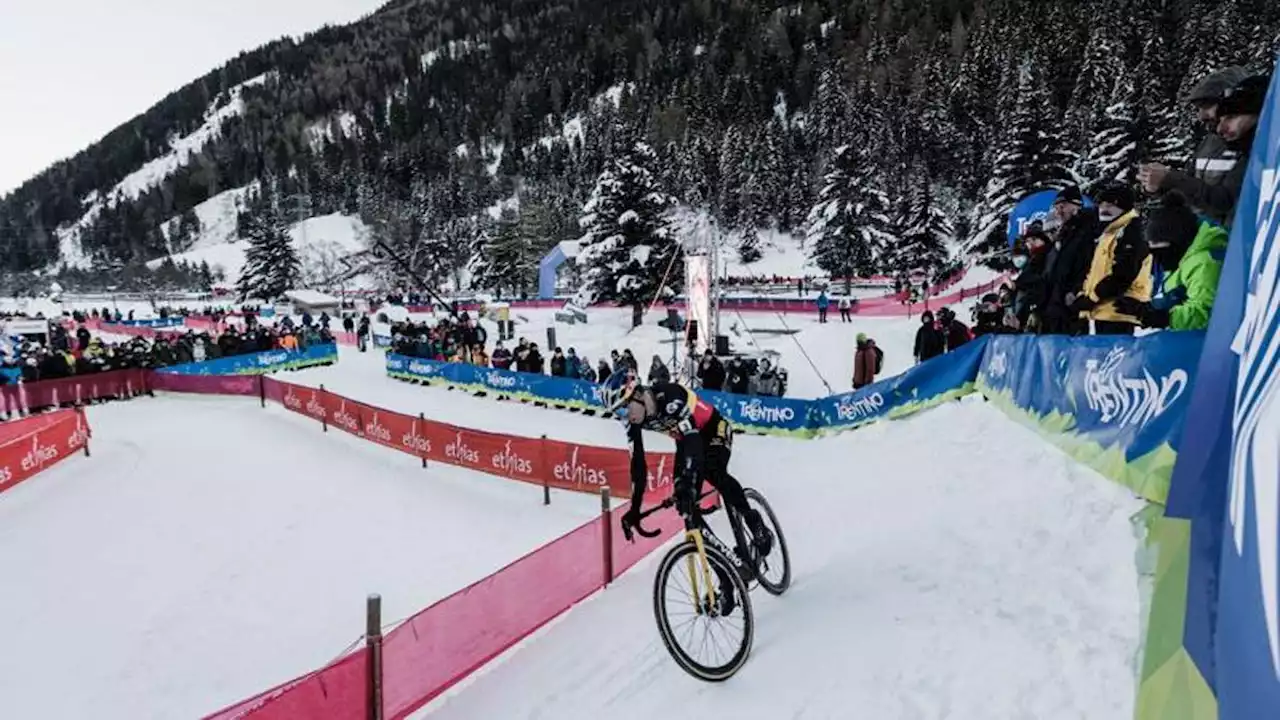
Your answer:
[605,370,773,560]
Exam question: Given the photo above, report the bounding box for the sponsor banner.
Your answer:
[149,372,259,396]
[121,317,185,329]
[389,343,988,436]
[976,332,1204,503]
[699,390,813,435]
[813,336,990,432]
[540,438,675,500]
[158,343,337,376]
[2,369,147,415]
[0,409,91,497]
[1158,60,1280,720]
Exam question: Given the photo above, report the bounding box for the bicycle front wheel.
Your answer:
[652,540,754,682]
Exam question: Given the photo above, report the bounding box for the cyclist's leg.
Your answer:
[705,421,772,556]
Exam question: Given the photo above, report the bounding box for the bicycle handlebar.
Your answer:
[624,490,719,542]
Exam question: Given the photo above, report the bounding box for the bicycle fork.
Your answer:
[685,529,719,614]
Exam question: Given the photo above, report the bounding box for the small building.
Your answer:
[281,289,341,317]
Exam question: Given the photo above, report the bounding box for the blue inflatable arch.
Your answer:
[538,241,580,299]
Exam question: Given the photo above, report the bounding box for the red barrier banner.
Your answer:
[321,392,364,437]
[424,421,544,485]
[273,381,329,425]
[0,408,91,497]
[381,517,605,719]
[151,372,259,396]
[202,648,368,720]
[353,402,422,457]
[5,369,147,415]
[333,331,358,347]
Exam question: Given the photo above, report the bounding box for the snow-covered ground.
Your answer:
[417,398,1144,720]
[0,394,601,720]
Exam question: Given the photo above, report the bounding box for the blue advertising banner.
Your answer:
[812,336,990,432]
[976,332,1204,503]
[1161,61,1280,719]
[388,337,990,436]
[159,343,338,376]
[122,318,185,328]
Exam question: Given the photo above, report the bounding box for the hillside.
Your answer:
[1,0,1277,296]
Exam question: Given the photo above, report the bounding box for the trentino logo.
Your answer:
[485,371,518,389]
[1081,347,1188,428]
[987,351,1009,381]
[736,398,795,424]
[835,393,885,422]
[408,361,437,376]
[1227,165,1280,676]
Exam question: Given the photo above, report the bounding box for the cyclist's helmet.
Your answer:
[603,367,640,416]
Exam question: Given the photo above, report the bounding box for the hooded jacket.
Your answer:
[1158,222,1229,331]
[1082,210,1154,324]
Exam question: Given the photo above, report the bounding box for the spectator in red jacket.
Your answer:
[853,333,882,389]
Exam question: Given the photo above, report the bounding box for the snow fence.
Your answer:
[0,407,92,498]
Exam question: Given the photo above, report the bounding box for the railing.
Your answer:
[0,408,92,497]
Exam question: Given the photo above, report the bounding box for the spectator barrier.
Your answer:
[0,408,92,497]
[120,317,185,329]
[386,339,990,437]
[156,344,338,376]
[0,368,150,418]
[976,332,1205,504]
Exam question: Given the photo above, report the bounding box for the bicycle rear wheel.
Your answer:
[652,540,754,682]
[745,488,791,596]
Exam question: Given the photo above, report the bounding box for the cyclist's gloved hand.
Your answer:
[674,476,697,518]
[621,506,641,542]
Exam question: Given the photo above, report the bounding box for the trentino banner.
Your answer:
[158,343,338,376]
[1161,62,1280,720]
[976,332,1203,504]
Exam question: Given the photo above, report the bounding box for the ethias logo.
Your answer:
[445,433,480,464]
[491,440,533,476]
[554,446,609,487]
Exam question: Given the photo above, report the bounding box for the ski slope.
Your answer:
[0,394,601,720]
[419,398,1145,720]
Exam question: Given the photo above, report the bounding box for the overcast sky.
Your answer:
[0,0,388,196]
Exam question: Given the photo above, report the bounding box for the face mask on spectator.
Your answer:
[1012,255,1028,269]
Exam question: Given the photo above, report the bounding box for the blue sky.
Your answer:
[0,0,388,195]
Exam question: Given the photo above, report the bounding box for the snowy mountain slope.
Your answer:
[55,75,273,270]
[0,394,601,720]
[418,398,1144,720]
[160,184,259,253]
[146,212,372,287]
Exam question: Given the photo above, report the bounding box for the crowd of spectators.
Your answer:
[995,67,1267,338]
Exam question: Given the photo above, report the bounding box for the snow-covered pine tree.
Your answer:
[892,172,953,281]
[577,142,681,328]
[1079,72,1143,185]
[966,62,1077,267]
[236,191,299,301]
[805,144,895,294]
[484,206,538,296]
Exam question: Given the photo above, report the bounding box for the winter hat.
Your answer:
[1145,191,1201,268]
[1053,185,1084,207]
[1185,66,1250,106]
[856,333,868,344]
[1093,181,1136,213]
[1218,73,1271,117]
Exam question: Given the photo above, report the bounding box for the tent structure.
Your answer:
[538,241,580,300]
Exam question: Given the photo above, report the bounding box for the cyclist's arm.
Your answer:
[627,422,648,511]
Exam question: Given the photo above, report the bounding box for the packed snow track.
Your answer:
[420,398,1145,720]
[0,395,601,720]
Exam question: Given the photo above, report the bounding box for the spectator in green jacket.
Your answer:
[1117,191,1227,331]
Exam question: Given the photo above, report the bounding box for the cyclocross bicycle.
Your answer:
[626,485,791,681]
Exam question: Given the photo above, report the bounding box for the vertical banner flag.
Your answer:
[1165,60,1280,716]
[685,252,712,355]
